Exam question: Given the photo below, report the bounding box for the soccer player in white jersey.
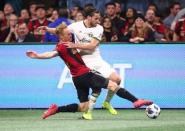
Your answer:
[66,7,121,116]
[39,7,152,120]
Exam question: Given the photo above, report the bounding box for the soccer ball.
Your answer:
[145,104,161,119]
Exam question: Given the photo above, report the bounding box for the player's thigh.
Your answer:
[73,77,90,103]
[90,71,109,91]
[96,60,116,78]
[94,60,121,84]
[74,85,89,103]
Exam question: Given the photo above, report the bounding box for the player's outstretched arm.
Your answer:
[38,26,57,34]
[26,50,58,59]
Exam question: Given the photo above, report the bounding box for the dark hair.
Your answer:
[28,1,37,6]
[155,11,162,17]
[102,16,112,24]
[113,0,121,5]
[84,3,94,9]
[83,7,100,17]
[35,4,47,11]
[17,21,27,27]
[105,2,116,8]
[58,8,69,18]
[135,13,145,22]
[72,5,83,11]
[148,3,158,11]
[76,10,85,17]
[126,7,137,20]
[170,2,180,9]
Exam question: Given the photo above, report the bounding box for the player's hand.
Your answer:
[26,50,38,58]
[64,42,76,48]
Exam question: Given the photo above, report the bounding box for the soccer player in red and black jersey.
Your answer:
[26,23,153,120]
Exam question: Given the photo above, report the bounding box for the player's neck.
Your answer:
[83,19,92,28]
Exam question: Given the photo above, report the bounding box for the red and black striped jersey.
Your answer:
[55,43,90,77]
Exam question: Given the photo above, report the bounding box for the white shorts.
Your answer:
[84,59,115,78]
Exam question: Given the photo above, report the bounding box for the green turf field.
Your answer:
[0,109,185,131]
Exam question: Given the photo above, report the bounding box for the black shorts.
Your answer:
[72,70,109,103]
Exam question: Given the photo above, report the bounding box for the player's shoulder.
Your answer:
[96,24,103,28]
[56,43,67,52]
[70,21,83,26]
[68,21,83,30]
[95,24,103,31]
[56,43,64,48]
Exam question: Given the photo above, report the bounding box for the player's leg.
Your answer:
[94,61,119,115]
[82,70,110,120]
[73,74,95,120]
[42,103,79,119]
[106,72,121,102]
[82,93,100,120]
[42,74,90,120]
[107,80,153,108]
[79,72,102,120]
[83,70,112,118]
[42,83,87,120]
[103,72,121,115]
[42,88,90,120]
[42,101,92,119]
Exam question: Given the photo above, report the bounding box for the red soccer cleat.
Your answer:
[133,99,153,108]
[42,104,58,119]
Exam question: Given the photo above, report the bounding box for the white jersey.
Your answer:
[68,21,115,77]
[68,21,103,60]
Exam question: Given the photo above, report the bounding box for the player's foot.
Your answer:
[42,104,58,119]
[133,99,153,108]
[102,101,118,115]
[82,112,93,120]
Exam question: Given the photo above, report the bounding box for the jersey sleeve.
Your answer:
[92,26,103,41]
[54,44,61,52]
[68,23,75,33]
[54,44,63,55]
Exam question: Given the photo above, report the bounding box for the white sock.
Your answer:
[87,94,98,113]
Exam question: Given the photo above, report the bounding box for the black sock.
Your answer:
[57,103,78,113]
[116,88,138,103]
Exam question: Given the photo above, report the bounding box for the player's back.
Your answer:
[56,43,90,77]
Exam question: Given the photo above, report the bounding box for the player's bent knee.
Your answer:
[109,73,121,84]
[116,77,121,84]
[114,76,121,84]
[107,80,118,92]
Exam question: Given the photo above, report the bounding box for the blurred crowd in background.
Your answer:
[0,0,185,43]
